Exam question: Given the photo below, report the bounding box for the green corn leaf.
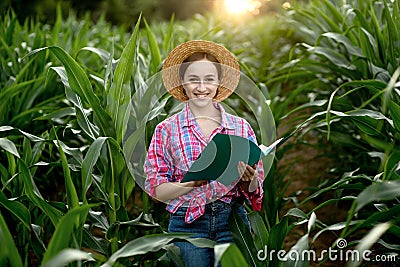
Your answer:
[378,239,400,251]
[104,38,114,93]
[347,205,400,238]
[144,18,162,75]
[312,220,361,243]
[353,8,371,33]
[106,213,161,240]
[27,46,116,138]
[101,234,215,267]
[19,159,62,226]
[382,67,400,114]
[65,85,99,140]
[51,3,62,44]
[0,212,23,267]
[214,243,248,267]
[267,216,288,266]
[123,123,146,172]
[82,227,108,255]
[82,137,108,201]
[103,137,129,205]
[50,66,99,140]
[228,209,259,266]
[0,138,20,158]
[0,79,40,117]
[383,1,399,69]
[360,133,394,151]
[368,2,385,67]
[41,204,95,265]
[52,137,82,164]
[388,100,400,132]
[383,152,400,181]
[55,135,79,210]
[286,208,308,220]
[321,32,364,58]
[41,248,94,267]
[320,0,345,30]
[77,47,110,63]
[307,212,317,233]
[111,140,132,204]
[163,13,175,54]
[347,222,392,267]
[107,15,141,144]
[164,244,184,267]
[35,107,76,121]
[351,116,383,136]
[0,126,14,132]
[0,191,30,229]
[283,234,309,267]
[300,175,372,206]
[356,180,400,212]
[359,27,378,61]
[0,36,17,67]
[308,46,355,70]
[248,211,269,251]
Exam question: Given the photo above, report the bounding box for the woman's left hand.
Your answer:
[238,161,257,182]
[238,161,259,192]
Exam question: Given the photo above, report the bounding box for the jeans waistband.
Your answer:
[204,197,245,212]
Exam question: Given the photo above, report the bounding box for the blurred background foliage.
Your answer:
[1,0,291,25]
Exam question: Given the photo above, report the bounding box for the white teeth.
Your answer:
[196,94,208,98]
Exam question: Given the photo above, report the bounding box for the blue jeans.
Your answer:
[168,199,250,267]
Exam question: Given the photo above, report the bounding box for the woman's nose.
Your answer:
[197,81,207,91]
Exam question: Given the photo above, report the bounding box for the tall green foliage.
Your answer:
[258,0,400,266]
[1,0,399,266]
[0,8,189,266]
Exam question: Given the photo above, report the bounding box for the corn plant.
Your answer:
[260,0,400,265]
[0,8,210,266]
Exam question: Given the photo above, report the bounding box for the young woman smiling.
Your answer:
[144,40,264,267]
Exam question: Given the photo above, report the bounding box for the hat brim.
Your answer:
[162,40,240,102]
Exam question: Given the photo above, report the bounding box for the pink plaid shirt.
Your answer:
[144,102,264,223]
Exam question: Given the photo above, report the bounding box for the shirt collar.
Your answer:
[180,102,235,130]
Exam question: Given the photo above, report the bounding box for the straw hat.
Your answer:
[162,40,240,102]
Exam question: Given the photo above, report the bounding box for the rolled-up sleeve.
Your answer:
[144,124,172,198]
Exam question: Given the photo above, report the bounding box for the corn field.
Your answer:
[0,0,399,266]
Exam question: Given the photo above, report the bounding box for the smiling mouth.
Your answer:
[194,93,210,98]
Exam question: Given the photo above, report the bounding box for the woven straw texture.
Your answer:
[162,40,240,102]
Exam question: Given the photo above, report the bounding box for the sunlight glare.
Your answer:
[224,0,262,15]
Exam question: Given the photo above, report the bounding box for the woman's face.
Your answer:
[182,59,220,106]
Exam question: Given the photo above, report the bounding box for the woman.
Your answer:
[144,40,264,267]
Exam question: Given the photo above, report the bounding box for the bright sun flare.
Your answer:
[224,0,262,15]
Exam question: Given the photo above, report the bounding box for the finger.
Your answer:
[193,180,208,187]
[237,161,246,176]
[245,165,258,181]
[241,170,252,181]
[246,164,255,175]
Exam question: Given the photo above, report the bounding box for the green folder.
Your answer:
[180,134,273,185]
[181,127,302,186]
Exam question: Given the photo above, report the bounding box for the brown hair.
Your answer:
[178,52,222,80]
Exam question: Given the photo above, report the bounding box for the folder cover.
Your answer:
[181,134,266,186]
